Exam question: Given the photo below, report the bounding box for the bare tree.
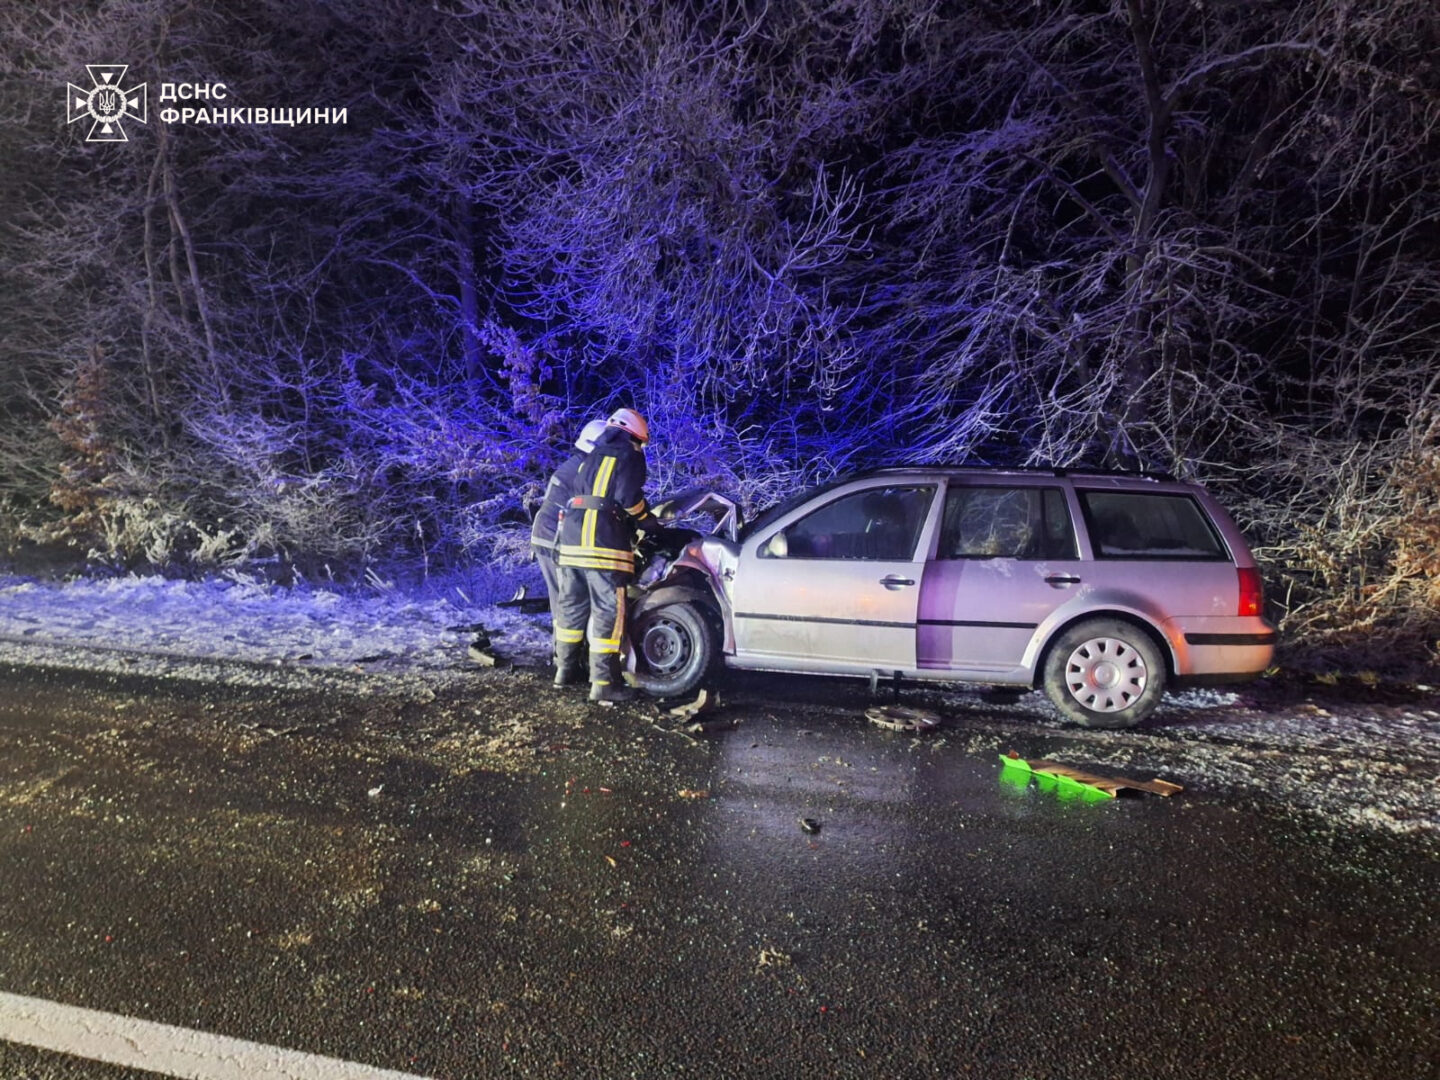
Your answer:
[2,0,1437,663]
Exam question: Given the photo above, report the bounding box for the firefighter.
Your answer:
[531,418,607,684]
[554,407,654,704]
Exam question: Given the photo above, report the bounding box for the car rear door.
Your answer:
[731,483,938,670]
[917,482,1085,676]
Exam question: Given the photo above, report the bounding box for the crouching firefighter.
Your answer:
[554,408,654,705]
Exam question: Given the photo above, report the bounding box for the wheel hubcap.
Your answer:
[1064,637,1147,713]
[640,619,690,675]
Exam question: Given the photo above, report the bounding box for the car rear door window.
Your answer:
[1080,491,1227,559]
[939,486,1077,560]
[765,485,935,560]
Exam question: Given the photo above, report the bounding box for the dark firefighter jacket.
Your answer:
[556,425,653,575]
[530,450,586,552]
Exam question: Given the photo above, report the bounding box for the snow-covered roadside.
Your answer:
[0,572,553,697]
[1,571,1437,840]
[985,696,1440,840]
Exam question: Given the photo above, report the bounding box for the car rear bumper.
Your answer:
[1164,616,1277,677]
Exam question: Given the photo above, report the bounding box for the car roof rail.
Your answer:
[877,463,1178,482]
[1050,465,1177,482]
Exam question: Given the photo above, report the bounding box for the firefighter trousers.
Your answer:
[533,544,564,663]
[555,565,630,687]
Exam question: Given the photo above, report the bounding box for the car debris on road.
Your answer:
[865,705,941,733]
[667,688,715,722]
[496,585,551,614]
[1000,751,1183,798]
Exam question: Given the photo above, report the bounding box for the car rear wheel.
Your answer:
[629,601,716,699]
[1042,618,1166,728]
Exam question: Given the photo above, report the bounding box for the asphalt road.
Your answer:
[0,662,1436,1079]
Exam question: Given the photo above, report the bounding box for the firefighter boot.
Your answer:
[588,654,634,705]
[553,642,586,689]
[588,681,635,706]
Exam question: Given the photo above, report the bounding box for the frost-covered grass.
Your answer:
[0,570,554,694]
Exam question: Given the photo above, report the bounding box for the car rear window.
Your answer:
[1080,491,1227,559]
[939,486,1077,560]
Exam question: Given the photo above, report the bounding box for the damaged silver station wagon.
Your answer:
[626,467,1277,728]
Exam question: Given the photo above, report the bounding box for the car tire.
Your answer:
[1042,618,1167,729]
[629,601,716,699]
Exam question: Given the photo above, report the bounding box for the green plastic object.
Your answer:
[999,754,1112,803]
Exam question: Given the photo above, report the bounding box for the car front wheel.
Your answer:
[1042,618,1166,728]
[629,601,716,699]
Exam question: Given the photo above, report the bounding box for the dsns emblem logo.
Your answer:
[67,65,147,142]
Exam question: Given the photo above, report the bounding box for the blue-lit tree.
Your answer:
[419,0,898,503]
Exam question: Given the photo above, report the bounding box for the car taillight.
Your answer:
[1237,567,1263,617]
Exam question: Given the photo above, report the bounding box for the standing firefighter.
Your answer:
[531,418,607,680]
[555,408,654,704]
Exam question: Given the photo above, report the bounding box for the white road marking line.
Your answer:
[0,992,433,1080]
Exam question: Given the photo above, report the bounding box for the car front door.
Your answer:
[917,483,1086,676]
[732,483,938,671]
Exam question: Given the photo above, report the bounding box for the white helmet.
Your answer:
[574,418,608,453]
[606,407,649,444]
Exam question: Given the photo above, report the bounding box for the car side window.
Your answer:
[762,485,935,560]
[1080,491,1227,559]
[939,486,1077,560]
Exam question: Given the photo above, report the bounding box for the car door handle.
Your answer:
[879,575,916,589]
[1044,574,1081,587]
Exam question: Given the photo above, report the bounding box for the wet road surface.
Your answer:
[0,662,1436,1079]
